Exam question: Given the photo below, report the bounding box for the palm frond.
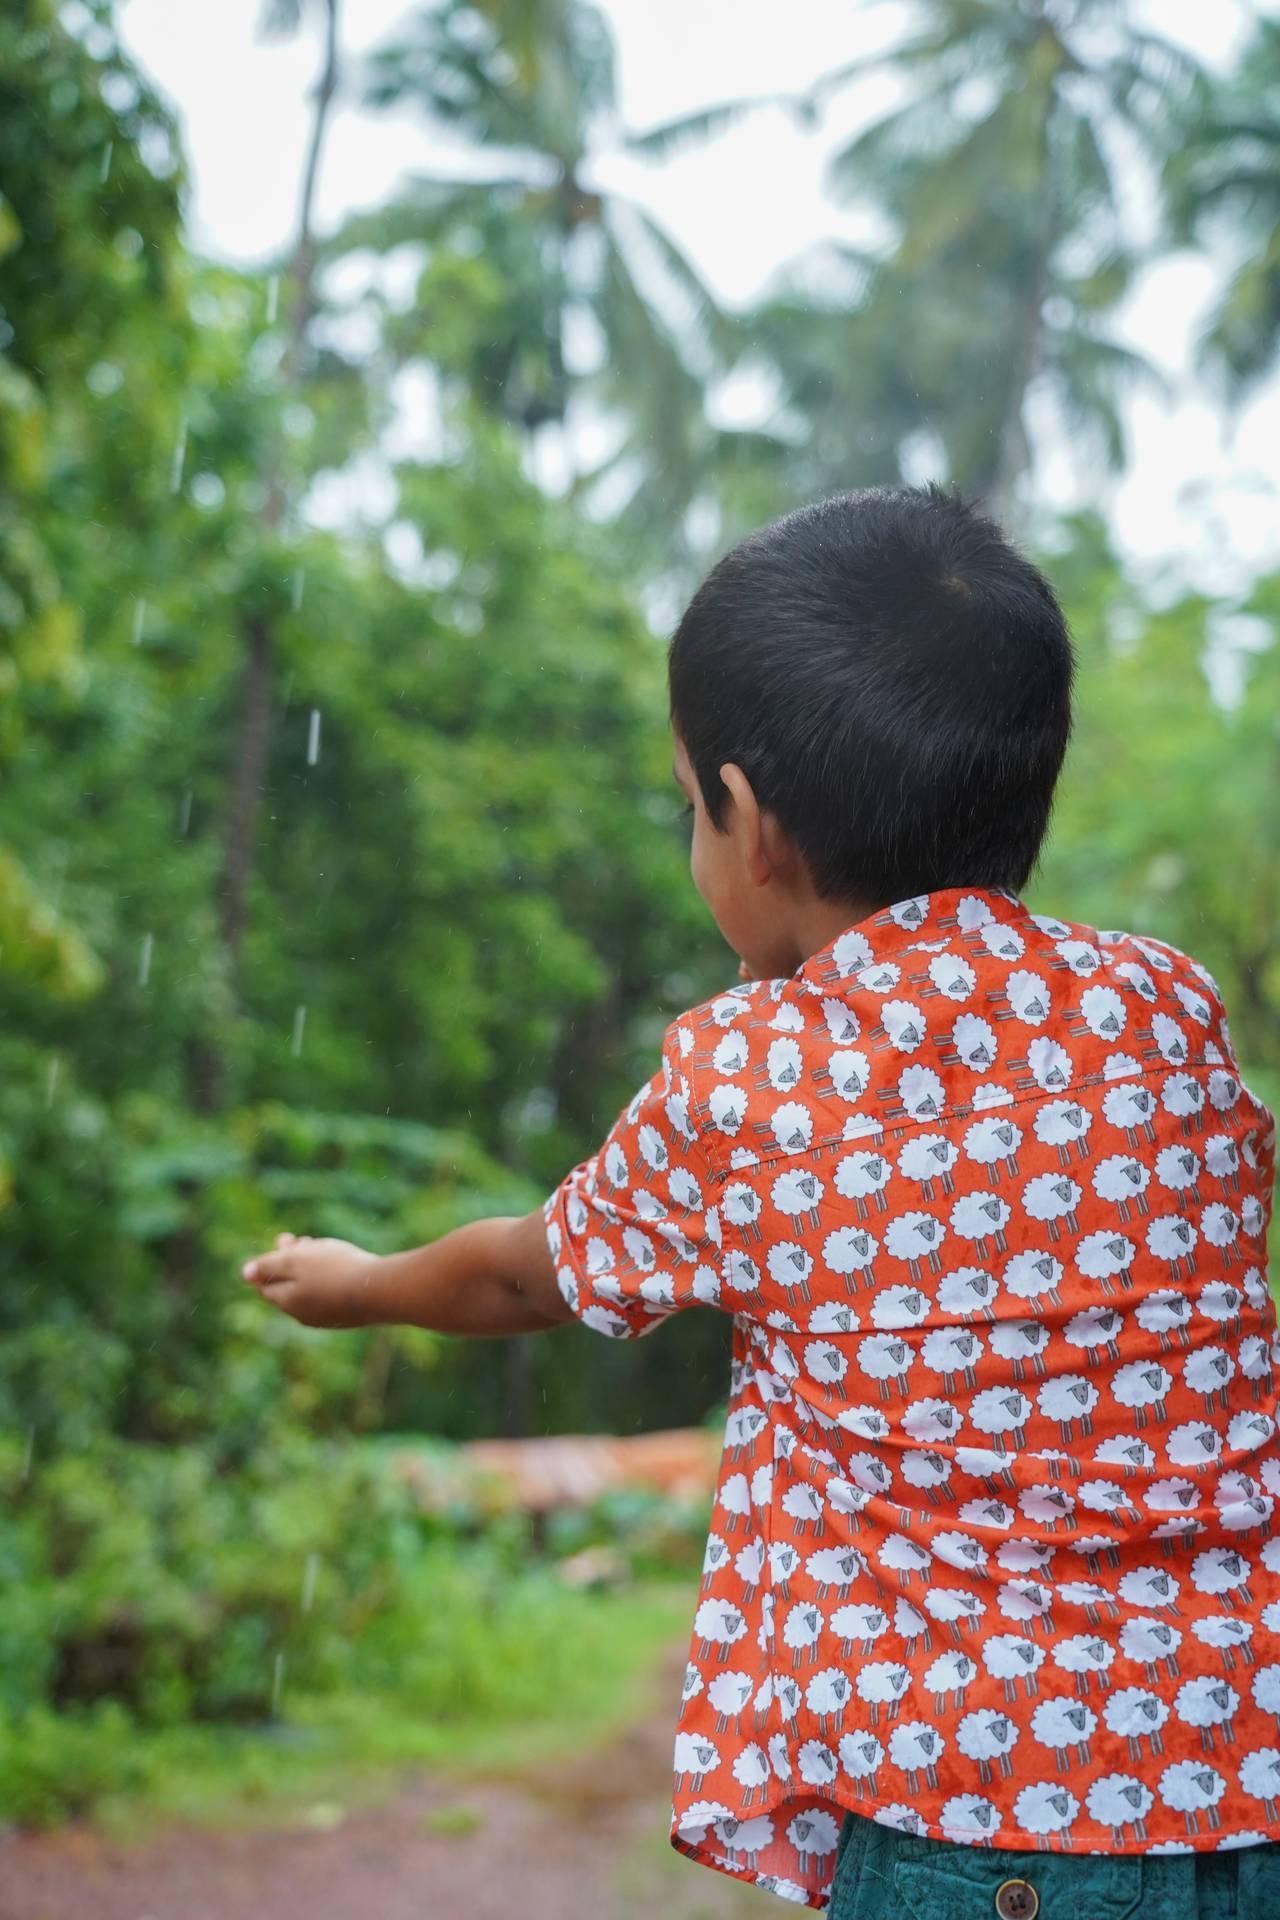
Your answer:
[361,19,549,154]
[258,0,307,39]
[1062,113,1118,218]
[625,92,803,160]
[320,177,531,260]
[1194,244,1280,403]
[807,0,1010,109]
[608,200,738,363]
[586,233,706,513]
[1106,29,1204,106]
[1043,326,1172,453]
[826,80,969,202]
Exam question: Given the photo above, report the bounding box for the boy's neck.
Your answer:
[785,892,884,974]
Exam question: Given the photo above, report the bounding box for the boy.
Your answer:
[243,486,1280,1916]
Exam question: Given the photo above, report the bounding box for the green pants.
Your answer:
[829,1809,1280,1920]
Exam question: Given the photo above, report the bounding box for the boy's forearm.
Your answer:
[364,1211,570,1336]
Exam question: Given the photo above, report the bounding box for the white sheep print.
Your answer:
[543,885,1280,1909]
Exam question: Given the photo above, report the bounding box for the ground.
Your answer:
[0,1648,773,1920]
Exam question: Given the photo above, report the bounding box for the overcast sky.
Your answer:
[114,0,1278,595]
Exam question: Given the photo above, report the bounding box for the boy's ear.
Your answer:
[719,761,787,887]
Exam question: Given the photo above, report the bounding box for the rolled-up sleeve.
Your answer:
[542,1020,722,1338]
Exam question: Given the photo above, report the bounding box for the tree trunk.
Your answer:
[216,610,275,970]
[985,208,1053,527]
[194,0,341,1112]
[501,1333,537,1438]
[978,29,1058,526]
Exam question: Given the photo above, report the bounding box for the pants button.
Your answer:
[994,1879,1039,1920]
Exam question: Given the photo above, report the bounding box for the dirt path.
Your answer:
[0,1650,772,1920]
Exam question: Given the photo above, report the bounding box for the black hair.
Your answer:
[667,483,1075,907]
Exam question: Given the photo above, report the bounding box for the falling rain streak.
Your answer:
[307,708,321,766]
[132,597,146,645]
[170,415,187,493]
[266,272,280,325]
[291,566,305,611]
[179,788,193,836]
[138,932,154,987]
[99,140,113,183]
[270,1652,285,1717]
[301,1552,319,1612]
[292,1005,307,1056]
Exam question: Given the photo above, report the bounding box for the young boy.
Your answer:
[243,486,1280,1917]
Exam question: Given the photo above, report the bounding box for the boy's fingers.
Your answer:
[243,1233,318,1283]
[243,1248,294,1286]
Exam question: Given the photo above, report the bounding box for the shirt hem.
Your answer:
[670,1825,830,1911]
[669,1791,1280,1912]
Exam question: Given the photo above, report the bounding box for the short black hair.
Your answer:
[667,484,1074,906]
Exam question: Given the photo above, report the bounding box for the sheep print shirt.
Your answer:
[542,887,1280,1908]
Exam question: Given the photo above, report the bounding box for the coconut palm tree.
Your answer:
[798,0,1203,519]
[1166,17,1280,403]
[200,0,342,1111]
[344,0,789,576]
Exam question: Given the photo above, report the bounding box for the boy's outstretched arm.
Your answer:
[241,1211,572,1336]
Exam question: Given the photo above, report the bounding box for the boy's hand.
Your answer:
[241,1232,382,1329]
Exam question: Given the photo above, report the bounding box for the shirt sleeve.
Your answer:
[542,1019,722,1339]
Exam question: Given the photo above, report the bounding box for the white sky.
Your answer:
[114,0,1279,595]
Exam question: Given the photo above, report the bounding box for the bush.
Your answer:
[0,1429,422,1729]
[0,1701,154,1827]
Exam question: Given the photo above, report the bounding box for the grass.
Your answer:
[612,1805,772,1917]
[421,1803,484,1837]
[79,1572,695,1842]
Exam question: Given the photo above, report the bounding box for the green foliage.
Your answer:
[1031,513,1280,1079]
[0,1431,407,1727]
[1,0,1278,1829]
[0,15,739,1809]
[1165,18,1280,400]
[753,0,1201,514]
[0,1701,151,1827]
[0,1413,700,1826]
[544,1485,711,1576]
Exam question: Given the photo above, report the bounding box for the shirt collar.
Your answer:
[795,884,1027,989]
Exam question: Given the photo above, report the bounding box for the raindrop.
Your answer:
[178,788,193,836]
[270,1651,286,1718]
[170,415,187,493]
[132,597,146,646]
[307,708,321,767]
[138,931,154,987]
[266,272,280,325]
[291,566,305,612]
[99,140,113,184]
[44,1055,60,1108]
[21,1426,34,1481]
[301,1551,319,1612]
[292,1005,307,1057]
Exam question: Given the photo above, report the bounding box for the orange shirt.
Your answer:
[543,887,1280,1909]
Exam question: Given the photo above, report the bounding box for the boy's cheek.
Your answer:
[690,835,760,977]
[690,829,731,919]
[689,855,722,927]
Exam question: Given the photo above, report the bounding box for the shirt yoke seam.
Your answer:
[689,1058,1251,1188]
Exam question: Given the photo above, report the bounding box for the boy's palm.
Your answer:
[242,1233,379,1329]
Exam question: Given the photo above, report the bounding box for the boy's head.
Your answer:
[668,484,1075,981]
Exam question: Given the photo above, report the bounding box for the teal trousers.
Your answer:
[829,1808,1280,1920]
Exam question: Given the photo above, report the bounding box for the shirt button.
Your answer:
[994,1880,1039,1920]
